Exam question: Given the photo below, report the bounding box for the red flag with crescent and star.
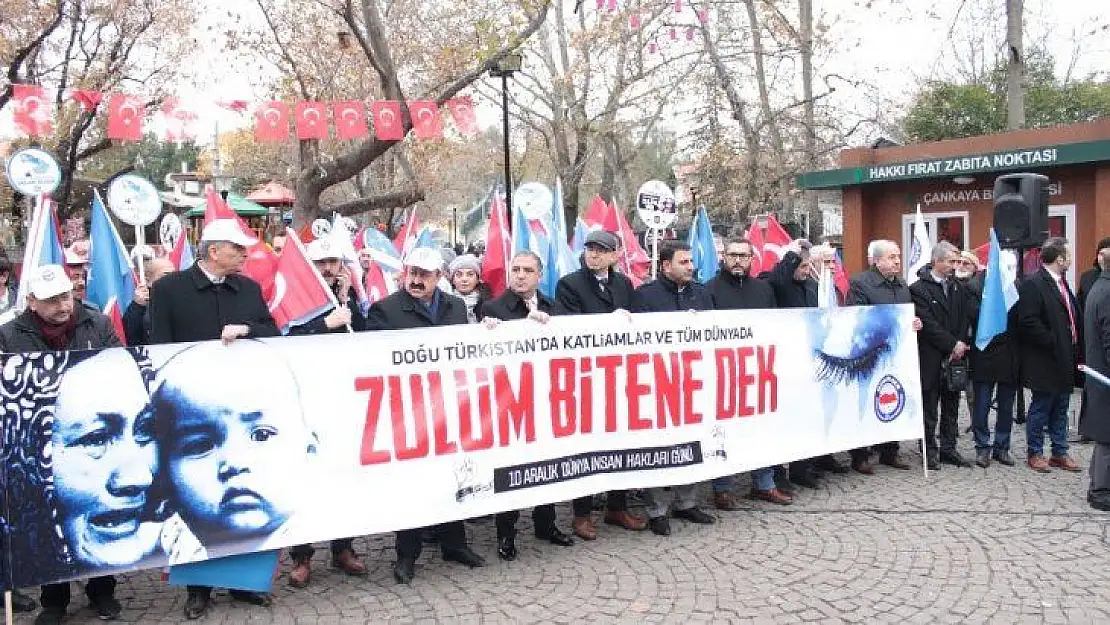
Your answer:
[161,98,197,142]
[269,228,335,334]
[445,97,478,137]
[12,84,54,137]
[408,101,443,139]
[295,101,329,140]
[370,101,404,140]
[333,101,369,140]
[254,101,290,141]
[71,90,103,113]
[106,94,144,141]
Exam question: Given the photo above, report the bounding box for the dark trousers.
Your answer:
[571,490,627,517]
[40,576,115,609]
[923,387,961,453]
[396,521,465,561]
[289,538,355,562]
[495,504,557,539]
[850,442,899,464]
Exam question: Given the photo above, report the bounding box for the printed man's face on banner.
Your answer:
[157,352,313,543]
[52,350,159,569]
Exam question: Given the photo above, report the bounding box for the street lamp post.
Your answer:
[490,53,522,233]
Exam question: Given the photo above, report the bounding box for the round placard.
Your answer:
[107,174,162,226]
[635,180,677,230]
[4,147,62,196]
[159,213,183,249]
[513,182,554,221]
[311,219,332,239]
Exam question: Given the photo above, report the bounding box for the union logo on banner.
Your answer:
[873,374,906,422]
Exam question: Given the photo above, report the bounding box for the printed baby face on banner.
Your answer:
[153,341,315,545]
[52,350,160,570]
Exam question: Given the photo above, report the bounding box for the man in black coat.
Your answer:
[705,238,792,507]
[910,242,973,470]
[480,251,575,560]
[123,257,174,346]
[147,219,278,620]
[631,242,716,536]
[286,239,367,588]
[1081,247,1110,511]
[366,247,485,584]
[1075,237,1110,444]
[1012,237,1083,473]
[845,240,922,474]
[0,265,124,623]
[553,230,648,540]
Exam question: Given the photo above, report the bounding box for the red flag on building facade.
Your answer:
[295,101,329,140]
[12,84,53,137]
[370,101,404,140]
[106,94,144,141]
[254,101,290,141]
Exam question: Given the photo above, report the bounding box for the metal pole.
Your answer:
[452,207,458,246]
[501,73,513,234]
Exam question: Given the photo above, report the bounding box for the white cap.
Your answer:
[64,249,88,266]
[28,264,74,300]
[306,238,341,261]
[404,247,444,272]
[200,219,258,247]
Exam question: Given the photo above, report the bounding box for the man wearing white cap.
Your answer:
[147,218,278,619]
[367,246,486,583]
[0,264,124,622]
[285,237,367,588]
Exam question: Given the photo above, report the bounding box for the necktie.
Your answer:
[1058,278,1077,344]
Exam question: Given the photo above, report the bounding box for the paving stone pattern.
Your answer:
[16,398,1110,624]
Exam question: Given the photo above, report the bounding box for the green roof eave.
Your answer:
[184,193,270,217]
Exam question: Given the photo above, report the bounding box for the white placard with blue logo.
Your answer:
[0,304,922,590]
[4,147,62,196]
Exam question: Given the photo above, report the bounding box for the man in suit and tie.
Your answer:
[1012,237,1083,473]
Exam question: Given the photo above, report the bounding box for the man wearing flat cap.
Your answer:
[366,246,486,584]
[554,229,648,541]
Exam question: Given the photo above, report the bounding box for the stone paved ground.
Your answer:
[14,396,1110,624]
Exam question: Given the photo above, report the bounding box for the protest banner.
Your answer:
[0,304,923,589]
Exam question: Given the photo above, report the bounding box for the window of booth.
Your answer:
[901,210,970,278]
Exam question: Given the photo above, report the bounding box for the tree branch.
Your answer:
[327,186,425,216]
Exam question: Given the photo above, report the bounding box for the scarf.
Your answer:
[458,291,481,324]
[33,311,78,350]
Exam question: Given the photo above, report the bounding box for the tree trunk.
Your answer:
[798,0,822,241]
[1006,0,1025,130]
[743,0,790,212]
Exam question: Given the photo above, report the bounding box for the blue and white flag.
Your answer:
[975,228,1020,350]
[687,207,717,284]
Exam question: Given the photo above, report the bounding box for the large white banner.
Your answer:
[0,304,923,588]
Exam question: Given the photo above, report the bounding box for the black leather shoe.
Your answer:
[183,591,211,620]
[975,451,991,468]
[648,516,671,536]
[11,590,36,613]
[790,471,820,489]
[393,558,415,584]
[672,507,715,524]
[992,450,1016,466]
[497,536,517,561]
[1088,495,1110,512]
[229,590,272,607]
[442,546,485,568]
[91,594,122,620]
[537,527,574,546]
[33,607,65,625]
[814,456,850,474]
[926,452,940,471]
[939,451,972,467]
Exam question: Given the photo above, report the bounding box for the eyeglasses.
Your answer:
[725,252,753,259]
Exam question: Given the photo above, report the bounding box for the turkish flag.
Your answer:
[216,100,249,113]
[269,228,335,333]
[71,90,103,113]
[745,222,767,276]
[760,214,793,269]
[370,101,404,140]
[408,101,443,139]
[364,261,392,305]
[12,84,53,137]
[333,101,368,140]
[445,97,478,137]
[161,98,197,142]
[254,101,290,141]
[583,195,619,232]
[106,94,144,141]
[295,101,329,140]
[481,193,511,297]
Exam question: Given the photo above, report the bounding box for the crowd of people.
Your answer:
[1,218,1106,625]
